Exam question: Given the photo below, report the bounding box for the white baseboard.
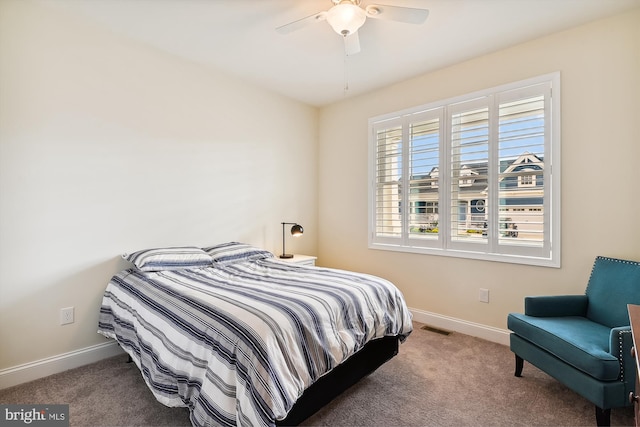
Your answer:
[0,311,508,391]
[0,341,124,390]
[410,307,511,346]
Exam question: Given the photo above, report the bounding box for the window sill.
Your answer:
[368,242,560,268]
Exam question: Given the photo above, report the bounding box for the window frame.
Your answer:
[368,73,561,268]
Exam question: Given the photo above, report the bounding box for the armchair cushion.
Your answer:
[507,314,619,381]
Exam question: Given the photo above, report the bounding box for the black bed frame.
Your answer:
[277,335,400,426]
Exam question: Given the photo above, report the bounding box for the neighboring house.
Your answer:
[408,152,544,240]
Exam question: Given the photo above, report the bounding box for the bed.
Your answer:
[98,242,413,427]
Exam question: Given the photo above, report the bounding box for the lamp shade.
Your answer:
[291,224,304,236]
[326,2,366,36]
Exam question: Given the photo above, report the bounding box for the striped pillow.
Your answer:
[204,242,274,265]
[123,246,213,272]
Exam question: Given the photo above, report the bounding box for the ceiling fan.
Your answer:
[276,0,429,56]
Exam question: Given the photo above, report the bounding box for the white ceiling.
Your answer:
[43,0,640,106]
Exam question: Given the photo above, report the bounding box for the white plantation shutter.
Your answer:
[496,83,552,258]
[369,73,560,267]
[448,99,490,251]
[408,110,443,246]
[373,119,403,243]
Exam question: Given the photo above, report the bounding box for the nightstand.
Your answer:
[278,254,317,266]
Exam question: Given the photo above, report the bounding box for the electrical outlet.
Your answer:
[479,288,490,303]
[60,307,74,325]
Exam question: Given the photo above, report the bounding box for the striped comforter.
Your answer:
[98,258,413,427]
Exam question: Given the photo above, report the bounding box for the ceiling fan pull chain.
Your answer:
[343,51,349,95]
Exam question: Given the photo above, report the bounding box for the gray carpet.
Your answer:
[0,323,634,426]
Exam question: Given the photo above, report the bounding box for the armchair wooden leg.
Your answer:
[595,406,610,427]
[514,354,524,377]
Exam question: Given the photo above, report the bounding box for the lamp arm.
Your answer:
[280,222,301,259]
[281,222,287,257]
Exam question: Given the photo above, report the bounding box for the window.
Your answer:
[369,73,560,267]
[519,173,535,187]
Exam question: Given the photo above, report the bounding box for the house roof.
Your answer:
[410,152,543,196]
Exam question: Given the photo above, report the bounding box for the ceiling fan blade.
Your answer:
[344,31,361,56]
[365,4,429,24]
[276,11,327,34]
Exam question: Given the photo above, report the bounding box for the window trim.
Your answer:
[368,73,561,268]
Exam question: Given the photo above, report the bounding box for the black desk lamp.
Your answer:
[280,222,303,259]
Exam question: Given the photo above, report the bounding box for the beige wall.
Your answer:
[0,1,318,369]
[318,9,640,329]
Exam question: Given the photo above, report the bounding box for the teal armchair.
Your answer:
[507,256,640,426]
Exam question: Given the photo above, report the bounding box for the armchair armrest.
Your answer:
[524,295,588,317]
[610,326,635,389]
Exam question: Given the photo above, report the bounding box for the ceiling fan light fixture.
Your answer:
[326,2,366,36]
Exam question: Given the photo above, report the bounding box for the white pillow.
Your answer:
[122,246,213,272]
